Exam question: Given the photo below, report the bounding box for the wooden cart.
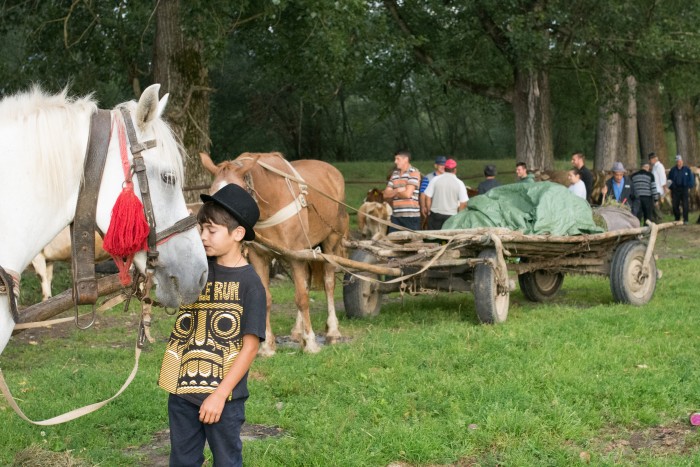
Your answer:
[341,222,678,324]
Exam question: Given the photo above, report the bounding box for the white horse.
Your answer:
[0,84,208,355]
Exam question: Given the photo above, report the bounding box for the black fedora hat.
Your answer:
[200,184,260,241]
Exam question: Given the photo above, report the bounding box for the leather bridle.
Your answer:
[69,106,197,314]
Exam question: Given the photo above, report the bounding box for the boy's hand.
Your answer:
[199,392,227,424]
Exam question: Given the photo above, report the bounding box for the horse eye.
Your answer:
[161,172,177,185]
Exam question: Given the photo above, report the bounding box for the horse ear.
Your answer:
[136,84,162,127]
[200,152,219,175]
[156,93,169,118]
[236,153,261,174]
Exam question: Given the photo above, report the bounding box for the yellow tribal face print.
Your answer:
[159,280,244,396]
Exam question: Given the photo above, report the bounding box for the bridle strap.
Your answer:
[156,214,198,244]
[118,107,159,268]
[71,109,112,305]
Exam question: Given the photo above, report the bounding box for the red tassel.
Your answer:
[103,186,150,285]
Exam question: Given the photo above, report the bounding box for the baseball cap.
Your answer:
[445,159,457,170]
[434,156,447,165]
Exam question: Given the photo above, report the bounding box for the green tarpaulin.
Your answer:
[443,182,604,235]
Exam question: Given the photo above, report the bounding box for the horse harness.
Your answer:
[1,106,198,328]
[0,106,199,426]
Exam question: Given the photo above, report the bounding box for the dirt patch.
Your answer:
[654,223,700,260]
[127,424,284,466]
[275,334,353,349]
[592,421,700,461]
[10,309,142,346]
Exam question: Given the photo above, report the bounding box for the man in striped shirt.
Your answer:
[383,150,421,233]
[631,162,658,225]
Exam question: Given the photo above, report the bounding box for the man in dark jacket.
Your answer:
[477,164,501,195]
[668,154,695,224]
[600,162,636,213]
[631,162,658,225]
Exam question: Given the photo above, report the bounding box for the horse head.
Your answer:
[200,151,262,195]
[96,85,208,307]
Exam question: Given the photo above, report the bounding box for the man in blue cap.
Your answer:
[419,156,447,225]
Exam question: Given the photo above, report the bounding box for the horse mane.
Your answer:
[0,86,98,208]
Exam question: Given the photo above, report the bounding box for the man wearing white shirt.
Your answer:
[424,158,469,230]
[649,152,667,222]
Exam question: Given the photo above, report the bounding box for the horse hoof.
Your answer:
[290,332,303,343]
[325,334,342,345]
[258,346,276,358]
[303,342,322,354]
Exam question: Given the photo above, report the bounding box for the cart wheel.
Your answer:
[473,249,509,324]
[343,250,383,318]
[610,240,657,305]
[518,269,564,302]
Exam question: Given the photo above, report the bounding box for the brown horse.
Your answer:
[200,151,349,355]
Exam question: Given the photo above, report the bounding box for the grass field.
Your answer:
[2,162,699,466]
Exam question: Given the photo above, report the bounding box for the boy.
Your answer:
[158,183,266,466]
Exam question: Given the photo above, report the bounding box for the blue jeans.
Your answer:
[168,394,246,467]
[387,215,421,233]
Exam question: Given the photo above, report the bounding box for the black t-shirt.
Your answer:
[158,261,266,405]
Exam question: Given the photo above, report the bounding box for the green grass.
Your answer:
[2,160,697,465]
[3,237,700,465]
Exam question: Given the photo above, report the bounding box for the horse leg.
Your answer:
[46,261,54,300]
[250,254,275,357]
[322,237,343,344]
[289,260,320,353]
[31,253,51,302]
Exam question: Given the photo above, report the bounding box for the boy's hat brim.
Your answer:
[200,184,260,241]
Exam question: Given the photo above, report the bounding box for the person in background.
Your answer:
[648,152,666,223]
[419,156,447,221]
[667,154,695,225]
[383,150,421,232]
[516,162,535,183]
[600,162,636,212]
[423,158,469,230]
[567,168,586,200]
[571,152,593,203]
[631,162,658,225]
[477,164,501,194]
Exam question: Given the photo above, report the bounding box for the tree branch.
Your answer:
[382,0,511,103]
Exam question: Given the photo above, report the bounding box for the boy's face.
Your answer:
[200,221,244,258]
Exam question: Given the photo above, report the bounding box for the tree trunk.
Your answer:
[512,68,554,171]
[622,75,639,169]
[595,75,638,171]
[672,98,699,166]
[152,0,213,202]
[637,81,669,166]
[595,100,622,172]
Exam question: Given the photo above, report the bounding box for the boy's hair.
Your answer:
[198,201,241,233]
[516,161,527,169]
[569,167,581,177]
